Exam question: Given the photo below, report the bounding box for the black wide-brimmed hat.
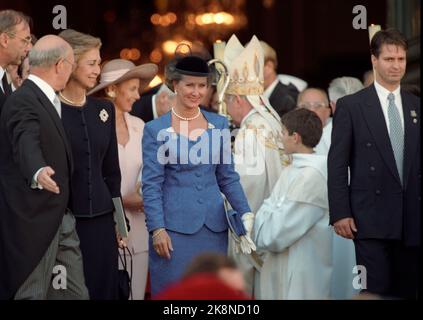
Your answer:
[174,55,210,77]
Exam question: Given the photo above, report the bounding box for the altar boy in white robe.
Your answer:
[254,108,333,300]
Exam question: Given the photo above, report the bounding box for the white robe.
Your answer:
[314,119,358,299]
[228,108,288,297]
[254,154,332,300]
[314,119,332,156]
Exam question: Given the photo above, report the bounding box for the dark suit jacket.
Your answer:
[0,79,73,299]
[130,84,161,123]
[269,81,299,118]
[61,97,121,217]
[0,90,6,113]
[328,84,420,246]
[0,86,11,115]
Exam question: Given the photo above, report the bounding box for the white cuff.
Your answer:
[31,167,44,190]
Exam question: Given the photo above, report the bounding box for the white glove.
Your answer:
[234,212,256,254]
[242,212,254,238]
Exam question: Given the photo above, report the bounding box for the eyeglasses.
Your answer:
[7,32,32,47]
[297,102,329,110]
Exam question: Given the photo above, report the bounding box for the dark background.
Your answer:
[1,0,418,90]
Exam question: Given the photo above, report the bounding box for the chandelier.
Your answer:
[148,0,247,74]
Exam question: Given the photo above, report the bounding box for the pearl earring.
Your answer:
[108,91,116,98]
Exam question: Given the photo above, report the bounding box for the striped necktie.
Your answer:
[387,93,404,185]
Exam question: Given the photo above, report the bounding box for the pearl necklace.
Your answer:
[59,91,86,106]
[171,107,201,121]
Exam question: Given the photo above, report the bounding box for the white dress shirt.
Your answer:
[263,78,279,99]
[27,74,61,188]
[28,74,61,117]
[374,80,404,132]
[0,66,6,93]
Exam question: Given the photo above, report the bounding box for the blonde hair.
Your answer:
[58,29,101,62]
[260,40,278,68]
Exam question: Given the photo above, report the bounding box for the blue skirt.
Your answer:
[149,225,228,297]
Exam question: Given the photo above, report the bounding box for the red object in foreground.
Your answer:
[154,273,251,300]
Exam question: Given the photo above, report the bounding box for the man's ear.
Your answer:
[55,58,64,74]
[0,32,9,48]
[293,132,302,144]
[235,95,243,104]
[370,55,377,68]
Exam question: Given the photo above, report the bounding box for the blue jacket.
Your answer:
[142,110,251,234]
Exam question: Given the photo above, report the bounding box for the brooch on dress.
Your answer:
[411,110,418,124]
[99,109,109,122]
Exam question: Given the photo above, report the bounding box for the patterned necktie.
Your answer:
[387,93,404,184]
[1,72,12,96]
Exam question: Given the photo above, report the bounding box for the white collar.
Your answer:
[292,153,328,179]
[263,77,279,98]
[374,79,401,100]
[0,66,5,80]
[28,74,57,104]
[240,108,258,128]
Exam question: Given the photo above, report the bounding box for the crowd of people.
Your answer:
[0,9,420,300]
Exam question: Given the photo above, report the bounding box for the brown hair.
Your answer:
[370,28,408,58]
[58,29,101,62]
[183,253,238,279]
[281,108,323,148]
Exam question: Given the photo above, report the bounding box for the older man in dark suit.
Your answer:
[0,35,88,300]
[328,29,420,299]
[0,10,31,112]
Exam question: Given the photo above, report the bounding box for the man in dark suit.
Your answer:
[328,29,420,299]
[0,35,88,299]
[0,10,31,113]
[130,83,161,122]
[260,41,299,118]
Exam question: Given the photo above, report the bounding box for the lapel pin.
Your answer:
[99,109,109,122]
[413,118,418,124]
[410,110,417,117]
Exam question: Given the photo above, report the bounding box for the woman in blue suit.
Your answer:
[142,55,254,296]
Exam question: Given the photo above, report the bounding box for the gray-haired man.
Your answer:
[0,35,88,300]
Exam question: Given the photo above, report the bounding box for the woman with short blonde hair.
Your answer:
[58,29,121,300]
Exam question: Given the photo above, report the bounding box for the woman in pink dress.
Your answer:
[89,59,157,299]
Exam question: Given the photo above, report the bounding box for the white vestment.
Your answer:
[313,119,358,299]
[254,153,333,300]
[228,107,288,298]
[314,118,332,155]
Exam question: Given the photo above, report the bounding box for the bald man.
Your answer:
[297,88,332,155]
[0,35,89,299]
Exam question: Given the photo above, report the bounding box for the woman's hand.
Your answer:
[116,230,128,249]
[152,228,173,259]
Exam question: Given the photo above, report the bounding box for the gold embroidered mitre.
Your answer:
[223,35,264,96]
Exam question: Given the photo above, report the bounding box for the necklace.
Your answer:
[171,107,201,121]
[59,91,86,106]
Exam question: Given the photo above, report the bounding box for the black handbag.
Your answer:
[118,247,133,300]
